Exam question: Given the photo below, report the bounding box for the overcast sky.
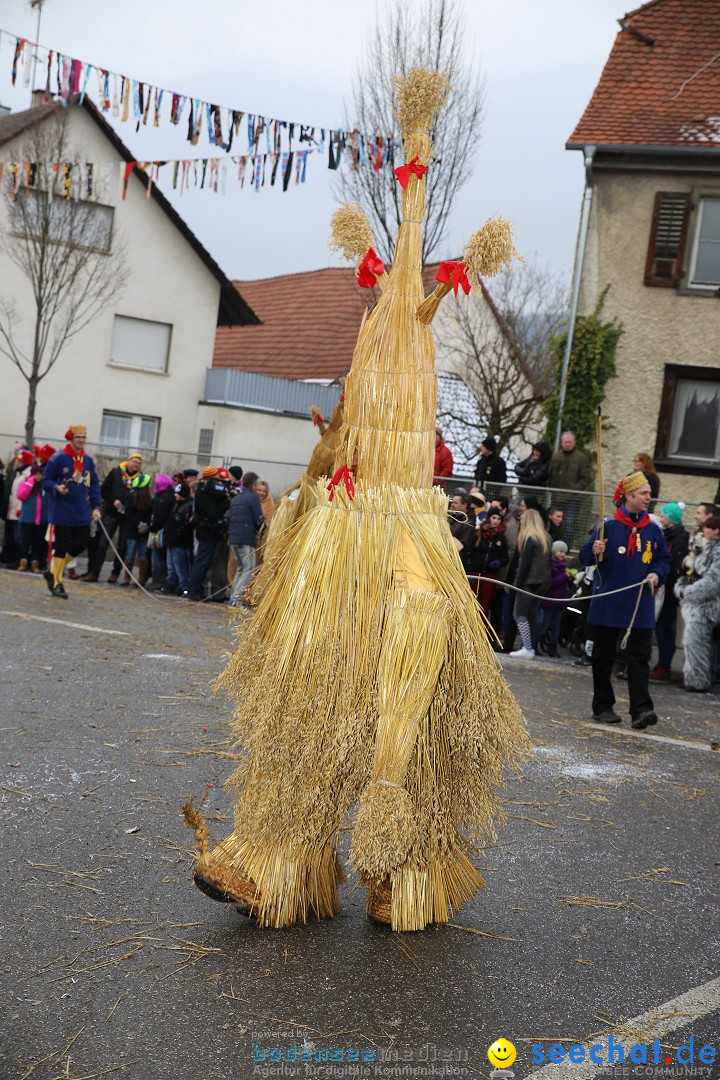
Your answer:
[0,0,624,283]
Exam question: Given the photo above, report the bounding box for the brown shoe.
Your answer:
[67,568,79,580]
[119,572,131,586]
[80,572,98,582]
[106,573,119,584]
[17,558,28,572]
[30,560,42,574]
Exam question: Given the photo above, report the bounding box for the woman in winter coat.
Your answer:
[515,442,552,488]
[120,473,153,587]
[509,508,551,659]
[146,474,176,590]
[675,515,720,693]
[472,507,509,617]
[652,502,689,680]
[15,446,55,571]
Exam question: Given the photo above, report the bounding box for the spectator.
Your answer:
[681,503,718,581]
[228,469,264,607]
[474,436,507,491]
[468,489,486,525]
[547,506,566,543]
[42,425,101,599]
[539,541,572,657]
[651,503,689,682]
[515,442,552,488]
[448,493,476,575]
[434,429,454,490]
[675,515,720,694]
[519,495,548,523]
[472,506,509,617]
[509,508,551,660]
[146,474,176,591]
[162,483,194,596]
[119,469,152,587]
[633,453,660,508]
[547,431,592,546]
[7,449,35,565]
[16,445,55,572]
[83,452,145,583]
[0,440,28,565]
[185,466,231,601]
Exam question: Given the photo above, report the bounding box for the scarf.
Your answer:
[614,505,651,556]
[63,442,85,476]
[479,519,506,544]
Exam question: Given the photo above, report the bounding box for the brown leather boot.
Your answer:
[137,559,149,587]
[30,560,41,574]
[17,558,28,572]
[119,569,132,586]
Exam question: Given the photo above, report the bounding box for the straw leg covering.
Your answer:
[192,482,529,929]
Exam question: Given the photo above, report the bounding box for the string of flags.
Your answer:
[2,29,402,185]
[0,149,317,201]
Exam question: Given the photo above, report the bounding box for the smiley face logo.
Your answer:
[488,1039,517,1068]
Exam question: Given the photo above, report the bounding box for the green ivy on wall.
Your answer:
[542,285,623,462]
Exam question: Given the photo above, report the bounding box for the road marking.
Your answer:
[0,610,130,636]
[580,722,718,755]
[524,975,720,1080]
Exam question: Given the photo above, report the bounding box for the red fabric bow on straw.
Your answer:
[393,155,427,190]
[327,466,355,502]
[312,412,326,427]
[357,248,385,289]
[436,260,471,296]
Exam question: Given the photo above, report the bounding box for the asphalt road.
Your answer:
[1,567,719,1080]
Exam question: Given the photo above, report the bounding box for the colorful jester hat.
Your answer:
[330,67,519,491]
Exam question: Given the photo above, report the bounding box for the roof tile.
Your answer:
[568,0,720,148]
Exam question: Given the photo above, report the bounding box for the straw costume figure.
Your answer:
[185,68,529,932]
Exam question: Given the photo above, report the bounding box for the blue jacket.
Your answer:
[43,450,101,526]
[579,514,670,629]
[228,488,263,547]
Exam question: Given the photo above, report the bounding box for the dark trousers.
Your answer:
[187,538,217,598]
[20,522,48,565]
[591,625,654,720]
[655,598,678,670]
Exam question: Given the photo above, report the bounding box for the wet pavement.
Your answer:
[1,567,719,1080]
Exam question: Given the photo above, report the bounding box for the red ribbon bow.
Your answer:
[312,412,326,427]
[327,466,355,502]
[357,248,385,289]
[393,155,428,190]
[436,260,471,296]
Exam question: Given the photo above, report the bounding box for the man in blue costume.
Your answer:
[42,425,101,599]
[579,472,670,730]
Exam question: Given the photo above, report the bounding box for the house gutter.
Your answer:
[555,144,596,451]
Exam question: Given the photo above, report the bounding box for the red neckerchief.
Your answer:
[63,442,85,476]
[614,505,651,556]
[480,518,506,541]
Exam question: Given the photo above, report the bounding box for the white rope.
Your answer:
[97,518,230,603]
[468,573,655,605]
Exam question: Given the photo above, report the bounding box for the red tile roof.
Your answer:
[568,0,720,148]
[213,263,442,380]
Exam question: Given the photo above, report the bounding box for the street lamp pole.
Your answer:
[29,0,46,104]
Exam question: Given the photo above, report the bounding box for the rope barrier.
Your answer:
[97,518,230,603]
[467,573,655,604]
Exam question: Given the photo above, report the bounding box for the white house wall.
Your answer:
[0,105,221,451]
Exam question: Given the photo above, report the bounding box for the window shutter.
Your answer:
[644,192,691,287]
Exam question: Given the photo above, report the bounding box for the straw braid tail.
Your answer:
[416,281,453,325]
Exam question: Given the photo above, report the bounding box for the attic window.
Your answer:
[644,192,691,287]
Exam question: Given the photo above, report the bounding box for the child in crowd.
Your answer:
[539,541,573,657]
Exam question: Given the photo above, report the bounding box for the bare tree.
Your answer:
[337,0,485,265]
[435,261,569,467]
[0,113,127,444]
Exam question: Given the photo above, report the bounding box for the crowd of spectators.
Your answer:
[448,480,720,693]
[0,440,273,607]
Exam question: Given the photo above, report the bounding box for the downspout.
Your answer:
[554,144,596,450]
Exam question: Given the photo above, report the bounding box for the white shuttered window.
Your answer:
[110,315,171,372]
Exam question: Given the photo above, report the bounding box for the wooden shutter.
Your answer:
[644,192,691,287]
